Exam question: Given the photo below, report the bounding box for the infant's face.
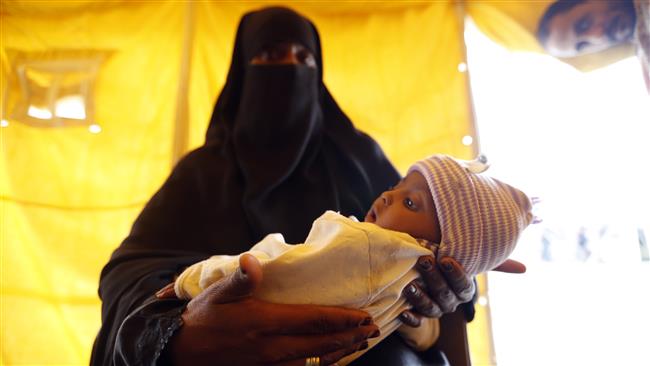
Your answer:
[364,171,441,243]
[542,0,635,58]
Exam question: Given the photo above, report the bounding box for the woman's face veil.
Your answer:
[206,7,324,143]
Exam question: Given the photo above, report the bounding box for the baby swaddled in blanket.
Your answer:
[172,154,534,365]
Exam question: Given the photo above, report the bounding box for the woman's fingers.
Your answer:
[414,256,458,313]
[173,260,378,366]
[155,282,177,299]
[436,257,475,303]
[318,340,368,366]
[261,302,374,335]
[398,310,422,327]
[202,255,374,336]
[264,326,379,363]
[407,256,476,318]
[175,296,378,366]
[278,340,368,366]
[402,281,443,318]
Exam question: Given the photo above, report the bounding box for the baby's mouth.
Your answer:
[364,207,377,223]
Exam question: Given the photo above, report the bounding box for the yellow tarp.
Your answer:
[1,1,544,364]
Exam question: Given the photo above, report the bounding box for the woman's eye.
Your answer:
[257,51,269,61]
[298,51,316,67]
[269,49,284,61]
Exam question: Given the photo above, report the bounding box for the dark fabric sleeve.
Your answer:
[113,298,186,366]
[91,248,206,366]
[91,150,212,366]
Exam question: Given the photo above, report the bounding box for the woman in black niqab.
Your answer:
[207,6,400,245]
[92,7,405,366]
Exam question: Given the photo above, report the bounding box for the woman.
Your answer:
[91,7,481,366]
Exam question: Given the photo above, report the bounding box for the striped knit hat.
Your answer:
[408,154,533,275]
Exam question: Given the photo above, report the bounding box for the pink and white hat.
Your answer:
[408,154,533,275]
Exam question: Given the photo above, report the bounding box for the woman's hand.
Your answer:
[166,254,380,366]
[399,256,473,326]
[399,256,526,327]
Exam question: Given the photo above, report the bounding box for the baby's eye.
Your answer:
[403,197,416,210]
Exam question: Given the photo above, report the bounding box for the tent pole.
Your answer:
[455,2,498,366]
[171,1,195,167]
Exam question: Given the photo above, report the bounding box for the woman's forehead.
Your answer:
[241,7,318,59]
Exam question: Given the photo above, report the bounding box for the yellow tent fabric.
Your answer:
[2,2,185,364]
[0,1,543,364]
[466,0,551,53]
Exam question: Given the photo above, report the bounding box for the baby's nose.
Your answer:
[381,192,392,205]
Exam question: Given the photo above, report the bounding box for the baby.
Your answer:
[172,154,534,364]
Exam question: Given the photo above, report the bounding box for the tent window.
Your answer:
[2,50,108,128]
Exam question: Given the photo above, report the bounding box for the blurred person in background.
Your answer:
[537,0,649,91]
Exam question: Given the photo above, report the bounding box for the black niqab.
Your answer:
[205,6,399,244]
[92,7,401,365]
